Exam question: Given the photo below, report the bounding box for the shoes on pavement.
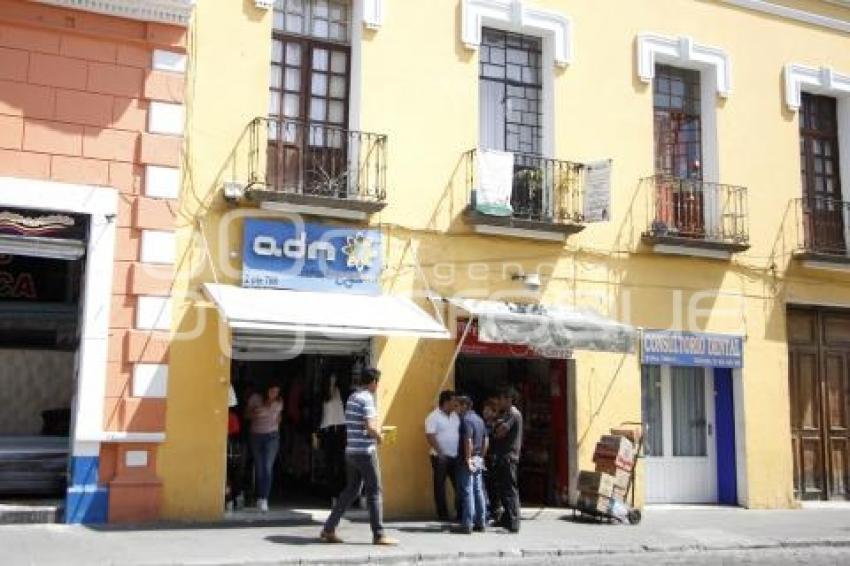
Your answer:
[451,525,473,534]
[257,498,269,513]
[373,535,399,546]
[319,530,344,544]
[472,525,485,533]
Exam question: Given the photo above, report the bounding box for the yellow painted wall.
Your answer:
[161,0,850,519]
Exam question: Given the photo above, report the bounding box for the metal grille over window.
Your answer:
[479,28,542,155]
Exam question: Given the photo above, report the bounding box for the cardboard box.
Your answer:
[612,485,627,502]
[577,470,615,498]
[593,447,634,471]
[578,491,614,515]
[594,462,631,489]
[597,435,635,458]
[610,427,642,445]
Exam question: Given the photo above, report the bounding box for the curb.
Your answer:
[131,538,850,566]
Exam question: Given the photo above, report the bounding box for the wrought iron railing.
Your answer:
[465,149,584,224]
[792,196,850,257]
[644,175,749,245]
[249,117,387,202]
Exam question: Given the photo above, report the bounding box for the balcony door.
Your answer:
[268,0,351,197]
[800,93,845,255]
[652,65,706,237]
[478,28,545,219]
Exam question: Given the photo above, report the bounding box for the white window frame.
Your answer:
[0,177,117,461]
[785,64,850,208]
[463,0,575,158]
[637,34,732,236]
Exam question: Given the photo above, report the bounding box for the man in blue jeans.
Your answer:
[319,368,397,546]
[453,395,488,534]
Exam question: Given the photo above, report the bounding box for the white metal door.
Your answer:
[643,365,717,504]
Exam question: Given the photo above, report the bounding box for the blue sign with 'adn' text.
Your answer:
[242,219,382,295]
[642,330,743,369]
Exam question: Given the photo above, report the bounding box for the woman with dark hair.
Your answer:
[245,383,284,513]
[318,372,347,502]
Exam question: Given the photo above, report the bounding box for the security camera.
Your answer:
[512,272,542,290]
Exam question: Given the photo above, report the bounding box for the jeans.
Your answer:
[323,451,384,537]
[430,455,460,521]
[456,457,486,530]
[493,455,520,531]
[250,432,279,500]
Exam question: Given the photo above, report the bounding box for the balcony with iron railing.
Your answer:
[791,196,850,265]
[642,175,750,256]
[463,149,586,240]
[245,117,388,220]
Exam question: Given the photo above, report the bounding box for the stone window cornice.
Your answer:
[784,63,850,111]
[462,0,573,67]
[636,33,732,98]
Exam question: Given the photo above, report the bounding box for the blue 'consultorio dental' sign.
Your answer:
[642,330,743,368]
[242,219,382,295]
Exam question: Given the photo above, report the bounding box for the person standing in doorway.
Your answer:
[491,388,523,533]
[453,395,488,534]
[425,390,460,522]
[320,368,398,546]
[246,383,284,513]
[319,373,347,505]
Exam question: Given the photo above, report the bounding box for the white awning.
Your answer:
[449,297,636,353]
[203,283,450,341]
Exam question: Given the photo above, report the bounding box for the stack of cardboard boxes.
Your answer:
[576,428,639,517]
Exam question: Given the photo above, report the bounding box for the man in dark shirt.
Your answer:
[453,395,488,534]
[490,388,522,533]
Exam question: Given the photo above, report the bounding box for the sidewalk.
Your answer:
[3,506,850,565]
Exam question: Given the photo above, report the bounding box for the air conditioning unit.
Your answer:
[255,0,275,9]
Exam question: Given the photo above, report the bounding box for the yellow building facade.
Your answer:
[157,0,850,521]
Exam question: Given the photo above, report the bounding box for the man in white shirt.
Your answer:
[425,390,460,522]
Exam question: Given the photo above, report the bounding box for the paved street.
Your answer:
[2,506,850,565]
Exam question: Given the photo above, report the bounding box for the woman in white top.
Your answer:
[319,373,347,500]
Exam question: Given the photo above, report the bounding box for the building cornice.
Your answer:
[784,63,850,110]
[33,0,193,26]
[720,0,850,34]
[636,33,732,97]
[462,0,573,67]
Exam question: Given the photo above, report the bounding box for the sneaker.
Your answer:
[257,498,268,513]
[320,530,344,544]
[373,535,399,546]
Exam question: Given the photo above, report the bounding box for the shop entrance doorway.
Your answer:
[227,353,366,514]
[454,355,570,507]
[0,252,85,504]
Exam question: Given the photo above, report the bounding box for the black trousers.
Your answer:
[319,426,347,497]
[493,455,520,531]
[430,455,460,521]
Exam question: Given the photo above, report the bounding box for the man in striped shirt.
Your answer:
[320,368,398,546]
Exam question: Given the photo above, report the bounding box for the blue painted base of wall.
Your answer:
[65,455,108,524]
[65,486,108,524]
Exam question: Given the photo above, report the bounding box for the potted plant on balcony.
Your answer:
[513,167,545,221]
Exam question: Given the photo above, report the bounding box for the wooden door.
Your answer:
[788,308,850,500]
